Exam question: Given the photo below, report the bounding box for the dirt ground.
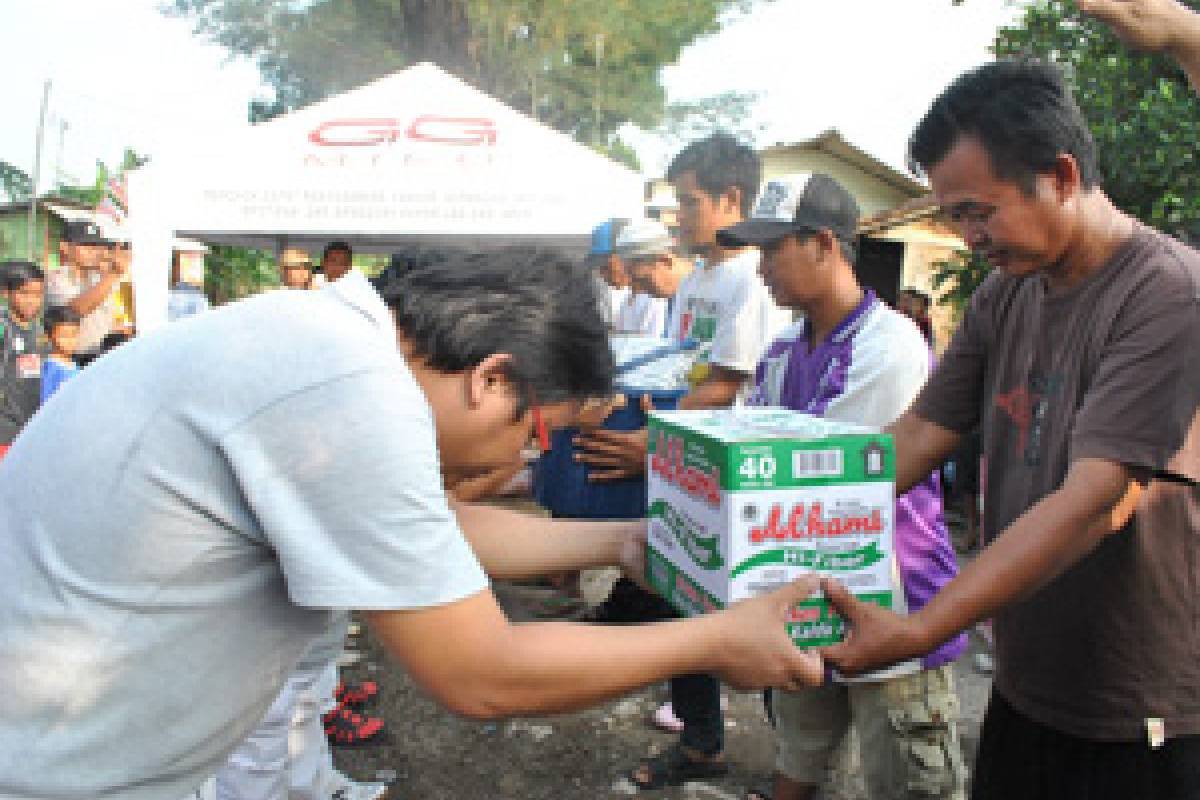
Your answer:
[334,518,992,800]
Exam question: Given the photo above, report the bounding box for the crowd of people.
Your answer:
[1,0,1199,798]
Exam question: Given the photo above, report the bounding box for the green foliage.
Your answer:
[660,90,764,148]
[991,0,1200,233]
[929,249,992,318]
[53,161,108,207]
[0,161,32,204]
[204,244,280,305]
[167,0,769,150]
[53,149,147,207]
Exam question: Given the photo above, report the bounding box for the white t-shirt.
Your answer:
[0,273,488,800]
[44,265,118,355]
[607,285,631,329]
[668,249,792,386]
[614,291,669,337]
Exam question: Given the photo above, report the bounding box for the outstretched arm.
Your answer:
[365,576,824,719]
[822,457,1143,674]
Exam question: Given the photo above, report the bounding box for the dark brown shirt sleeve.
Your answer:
[912,273,997,434]
[1070,244,1200,482]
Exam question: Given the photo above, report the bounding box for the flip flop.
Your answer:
[629,743,728,790]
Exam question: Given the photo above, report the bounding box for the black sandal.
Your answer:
[629,742,729,790]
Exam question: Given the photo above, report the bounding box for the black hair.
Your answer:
[908,60,1100,194]
[2,261,44,291]
[43,305,81,331]
[667,133,762,217]
[377,246,614,415]
[323,240,352,259]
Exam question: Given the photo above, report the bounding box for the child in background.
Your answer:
[40,306,81,403]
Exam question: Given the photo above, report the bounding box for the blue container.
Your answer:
[533,388,686,519]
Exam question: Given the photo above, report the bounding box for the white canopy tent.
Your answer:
[127,62,644,332]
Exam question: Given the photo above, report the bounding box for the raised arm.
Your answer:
[1079,0,1200,91]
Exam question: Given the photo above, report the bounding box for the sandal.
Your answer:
[335,680,379,708]
[629,742,729,790]
[745,785,773,800]
[323,706,387,748]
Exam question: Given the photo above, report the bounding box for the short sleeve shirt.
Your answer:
[914,226,1200,740]
[749,293,966,672]
[44,265,117,354]
[0,312,46,444]
[614,291,669,337]
[0,272,488,798]
[668,249,793,386]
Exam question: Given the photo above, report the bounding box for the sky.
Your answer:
[0,0,1024,192]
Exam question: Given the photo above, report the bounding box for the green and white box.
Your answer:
[645,408,903,648]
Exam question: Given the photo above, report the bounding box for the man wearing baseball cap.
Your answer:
[718,174,966,800]
[578,134,792,790]
[586,219,631,330]
[614,219,685,338]
[46,220,122,364]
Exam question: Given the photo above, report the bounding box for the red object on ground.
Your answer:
[335,680,379,707]
[323,705,386,747]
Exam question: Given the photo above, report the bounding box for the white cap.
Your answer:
[615,218,674,259]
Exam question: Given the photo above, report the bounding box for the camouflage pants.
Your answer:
[772,664,966,799]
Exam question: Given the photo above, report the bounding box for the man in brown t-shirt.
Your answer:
[821,60,1200,799]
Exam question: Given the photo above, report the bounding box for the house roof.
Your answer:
[857,194,942,235]
[0,195,94,216]
[762,129,927,199]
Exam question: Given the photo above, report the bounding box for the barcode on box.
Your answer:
[793,449,843,478]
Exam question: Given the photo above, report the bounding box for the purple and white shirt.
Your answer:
[748,291,967,671]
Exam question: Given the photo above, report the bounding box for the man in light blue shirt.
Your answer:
[0,247,823,800]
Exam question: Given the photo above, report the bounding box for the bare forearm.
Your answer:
[910,463,1138,652]
[887,412,961,495]
[68,272,118,316]
[1172,8,1200,90]
[678,367,747,410]
[453,500,635,579]
[480,616,727,717]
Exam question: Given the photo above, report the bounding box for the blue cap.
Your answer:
[589,221,615,256]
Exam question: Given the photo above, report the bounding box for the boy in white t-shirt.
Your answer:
[575,134,791,790]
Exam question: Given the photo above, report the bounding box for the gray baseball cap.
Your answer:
[717,173,859,248]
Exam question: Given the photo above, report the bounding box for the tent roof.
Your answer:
[132,62,643,248]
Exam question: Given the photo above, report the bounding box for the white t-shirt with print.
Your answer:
[668,249,792,384]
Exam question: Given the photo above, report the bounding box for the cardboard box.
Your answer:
[645,408,903,648]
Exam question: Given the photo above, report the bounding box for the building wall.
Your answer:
[761,150,914,217]
[872,220,964,353]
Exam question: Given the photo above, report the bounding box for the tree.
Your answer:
[167,0,769,155]
[204,244,280,305]
[660,90,765,148]
[991,0,1200,233]
[929,250,992,319]
[52,149,148,208]
[0,161,32,204]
